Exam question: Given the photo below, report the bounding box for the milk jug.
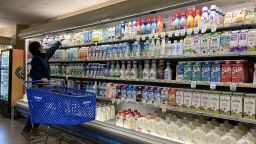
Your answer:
[191,124,209,144]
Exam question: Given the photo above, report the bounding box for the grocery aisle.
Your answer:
[0,116,27,144]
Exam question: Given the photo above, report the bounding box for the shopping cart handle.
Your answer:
[24,80,43,84]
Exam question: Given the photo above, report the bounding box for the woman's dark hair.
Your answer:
[29,41,41,56]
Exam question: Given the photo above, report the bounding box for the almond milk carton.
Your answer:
[231,93,243,118]
[209,91,221,114]
[238,29,248,52]
[220,92,232,116]
[200,91,210,112]
[176,89,184,109]
[230,30,239,52]
[191,90,202,111]
[243,94,256,119]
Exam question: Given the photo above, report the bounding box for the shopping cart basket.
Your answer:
[25,80,96,143]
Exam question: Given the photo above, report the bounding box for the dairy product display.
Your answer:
[96,102,115,122]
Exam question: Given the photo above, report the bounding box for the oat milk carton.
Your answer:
[209,91,221,114]
[210,32,221,54]
[192,34,202,55]
[231,93,243,118]
[201,33,211,54]
[176,89,184,109]
[161,87,169,105]
[183,90,192,109]
[243,94,256,119]
[200,91,210,112]
[191,90,202,111]
[220,32,231,53]
[220,92,232,116]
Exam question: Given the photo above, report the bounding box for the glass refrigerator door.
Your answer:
[0,51,10,101]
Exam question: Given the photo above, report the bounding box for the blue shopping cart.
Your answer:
[25,80,96,143]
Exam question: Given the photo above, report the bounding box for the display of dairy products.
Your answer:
[96,103,115,122]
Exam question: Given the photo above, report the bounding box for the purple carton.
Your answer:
[230,31,239,52]
[121,85,127,100]
[211,61,222,82]
[201,61,212,82]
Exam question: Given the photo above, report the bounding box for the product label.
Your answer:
[220,94,231,116]
[231,95,243,117]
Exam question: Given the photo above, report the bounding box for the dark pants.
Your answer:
[23,115,40,132]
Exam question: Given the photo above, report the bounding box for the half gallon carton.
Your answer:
[243,94,256,119]
[176,62,185,81]
[183,62,193,81]
[183,90,192,110]
[220,32,231,53]
[211,61,222,82]
[230,30,239,52]
[168,88,177,107]
[220,92,232,116]
[192,34,202,55]
[210,32,221,54]
[200,91,210,112]
[221,60,233,83]
[201,61,211,82]
[201,33,211,55]
[247,30,256,52]
[192,62,202,81]
[176,89,184,109]
[209,91,221,115]
[238,29,248,52]
[191,90,202,111]
[231,93,243,118]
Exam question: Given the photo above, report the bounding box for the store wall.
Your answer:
[0,25,16,38]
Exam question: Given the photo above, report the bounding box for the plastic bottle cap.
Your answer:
[210,5,217,10]
[172,15,176,20]
[175,12,180,17]
[188,10,194,16]
[152,17,156,21]
[202,6,208,12]
[147,18,151,22]
[158,15,162,20]
[181,11,186,16]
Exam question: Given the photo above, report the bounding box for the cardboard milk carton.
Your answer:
[220,32,231,53]
[211,61,222,82]
[176,89,184,109]
[232,60,248,83]
[192,62,202,81]
[243,94,256,119]
[230,30,239,52]
[221,60,233,83]
[192,34,202,55]
[247,30,256,52]
[231,93,243,118]
[183,90,192,109]
[210,32,221,54]
[176,62,185,81]
[200,91,210,112]
[168,88,177,107]
[238,29,248,52]
[201,33,211,54]
[209,91,221,114]
[191,90,202,111]
[220,92,232,116]
[183,62,193,81]
[201,61,212,82]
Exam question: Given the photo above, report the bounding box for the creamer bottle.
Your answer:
[160,38,166,56]
[170,15,176,31]
[180,11,187,30]
[131,61,138,79]
[143,60,150,79]
[149,39,156,57]
[191,125,209,144]
[201,6,209,33]
[164,62,172,80]
[114,62,121,77]
[125,61,132,79]
[177,39,184,55]
[174,12,181,30]
[209,5,218,32]
[149,60,157,80]
[155,38,161,56]
[157,15,164,33]
[194,8,202,33]
[146,18,151,34]
[186,10,195,29]
[120,61,126,78]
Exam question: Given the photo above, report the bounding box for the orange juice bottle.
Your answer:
[157,15,164,33]
[186,10,195,29]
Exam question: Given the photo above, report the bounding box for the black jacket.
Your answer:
[30,41,61,81]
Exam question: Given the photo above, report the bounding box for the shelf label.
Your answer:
[168,31,174,37]
[191,81,197,88]
[160,32,166,38]
[230,83,237,91]
[180,29,186,36]
[148,34,153,39]
[210,82,217,90]
[187,28,193,35]
[141,35,146,40]
[211,25,217,32]
[161,105,167,112]
[175,30,180,36]
[154,34,159,39]
[194,27,200,34]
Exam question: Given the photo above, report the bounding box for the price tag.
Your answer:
[148,34,153,39]
[211,25,217,32]
[187,28,193,35]
[160,32,166,38]
[161,105,167,112]
[194,27,200,34]
[175,30,180,36]
[141,35,146,40]
[168,31,174,37]
[210,82,217,90]
[180,29,186,36]
[154,34,159,39]
[230,83,237,91]
[135,35,141,41]
[191,81,197,88]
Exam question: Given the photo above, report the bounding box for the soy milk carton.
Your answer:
[176,89,184,109]
[200,91,210,112]
[209,91,221,114]
[192,35,201,55]
[247,30,256,52]
[201,61,211,82]
[211,61,222,82]
[183,90,192,109]
[191,90,202,111]
[220,92,232,116]
[210,32,221,54]
[232,60,248,83]
[183,62,193,81]
[220,32,231,53]
[231,93,243,118]
[192,62,202,81]
[230,31,239,52]
[221,61,233,83]
[243,94,256,119]
[201,33,211,54]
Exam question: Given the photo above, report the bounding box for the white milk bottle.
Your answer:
[209,5,218,32]
[165,40,172,56]
[143,60,150,79]
[201,6,209,33]
[135,116,146,132]
[191,124,209,144]
[164,62,172,80]
[149,60,157,80]
[149,39,156,57]
[160,38,166,56]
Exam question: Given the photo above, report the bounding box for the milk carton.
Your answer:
[231,93,243,118]
[220,92,232,116]
[142,87,149,103]
[221,61,233,83]
[243,94,256,119]
[183,90,192,109]
[200,91,210,112]
[247,30,256,52]
[192,62,202,81]
[183,62,193,81]
[176,62,185,81]
[232,60,248,83]
[176,89,184,109]
[211,61,222,82]
[210,32,221,54]
[220,32,231,53]
[201,61,212,82]
[192,35,202,55]
[161,87,169,105]
[238,29,248,52]
[168,88,177,107]
[209,91,221,114]
[154,87,162,105]
[200,33,211,54]
[191,90,202,111]
[230,31,239,52]
[183,36,193,55]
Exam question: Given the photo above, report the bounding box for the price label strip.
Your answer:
[180,29,186,36]
[230,83,237,91]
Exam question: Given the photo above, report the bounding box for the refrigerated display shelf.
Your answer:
[48,52,256,63]
[51,75,256,89]
[44,23,256,50]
